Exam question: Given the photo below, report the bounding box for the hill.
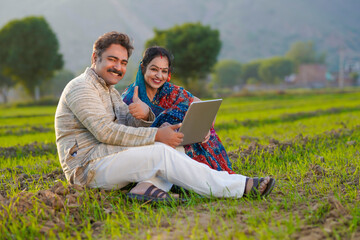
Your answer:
[1,0,359,82]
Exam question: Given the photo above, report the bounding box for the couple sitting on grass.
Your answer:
[55,31,275,203]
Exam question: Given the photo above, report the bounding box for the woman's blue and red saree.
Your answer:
[122,65,234,174]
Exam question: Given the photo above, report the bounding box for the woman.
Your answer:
[122,46,234,174]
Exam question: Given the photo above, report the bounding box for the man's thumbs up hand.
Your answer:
[128,86,150,120]
[132,85,140,102]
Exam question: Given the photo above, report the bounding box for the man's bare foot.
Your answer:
[244,176,271,196]
[129,182,179,198]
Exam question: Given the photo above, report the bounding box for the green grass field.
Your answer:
[0,89,359,239]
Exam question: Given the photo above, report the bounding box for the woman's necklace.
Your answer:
[147,89,158,104]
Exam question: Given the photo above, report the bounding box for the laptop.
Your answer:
[179,99,222,145]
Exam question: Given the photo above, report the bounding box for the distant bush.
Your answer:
[285,41,326,71]
[14,96,59,107]
[242,60,262,84]
[212,60,243,89]
[42,69,75,98]
[258,57,294,83]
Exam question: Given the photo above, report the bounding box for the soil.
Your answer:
[0,142,57,159]
[0,126,358,238]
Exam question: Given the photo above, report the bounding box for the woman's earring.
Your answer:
[167,72,171,82]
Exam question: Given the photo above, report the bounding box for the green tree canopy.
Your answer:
[0,16,63,100]
[146,22,221,95]
[212,60,242,88]
[241,60,262,84]
[349,72,359,82]
[285,41,326,70]
[258,57,294,83]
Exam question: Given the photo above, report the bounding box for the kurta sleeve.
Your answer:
[65,81,157,147]
[121,101,156,127]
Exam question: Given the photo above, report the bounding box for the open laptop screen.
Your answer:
[179,99,222,146]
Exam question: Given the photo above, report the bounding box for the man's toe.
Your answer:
[259,177,270,193]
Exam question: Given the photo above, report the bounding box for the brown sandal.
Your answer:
[126,184,179,203]
[244,177,276,198]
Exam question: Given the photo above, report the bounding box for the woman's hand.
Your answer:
[193,96,201,102]
[128,86,150,120]
[193,96,211,143]
[202,130,211,143]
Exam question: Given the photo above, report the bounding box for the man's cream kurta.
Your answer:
[55,68,157,185]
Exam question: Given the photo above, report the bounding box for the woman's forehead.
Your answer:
[148,56,169,69]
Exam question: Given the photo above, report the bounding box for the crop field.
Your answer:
[0,89,359,239]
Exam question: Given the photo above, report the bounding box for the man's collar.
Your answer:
[86,67,114,90]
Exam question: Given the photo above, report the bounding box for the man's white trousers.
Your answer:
[87,142,246,198]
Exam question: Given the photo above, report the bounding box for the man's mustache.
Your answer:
[108,68,123,76]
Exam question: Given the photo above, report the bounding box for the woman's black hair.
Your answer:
[141,46,174,74]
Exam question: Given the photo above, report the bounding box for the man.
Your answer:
[55,31,275,201]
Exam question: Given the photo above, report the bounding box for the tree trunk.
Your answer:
[34,85,40,101]
[0,87,8,104]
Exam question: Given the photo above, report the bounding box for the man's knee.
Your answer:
[153,142,178,163]
[154,142,175,152]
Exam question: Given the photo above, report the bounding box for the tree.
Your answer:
[349,72,359,84]
[241,60,262,84]
[0,16,63,100]
[212,60,242,89]
[285,41,326,70]
[41,69,75,98]
[146,22,221,95]
[258,57,294,83]
[0,69,16,103]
